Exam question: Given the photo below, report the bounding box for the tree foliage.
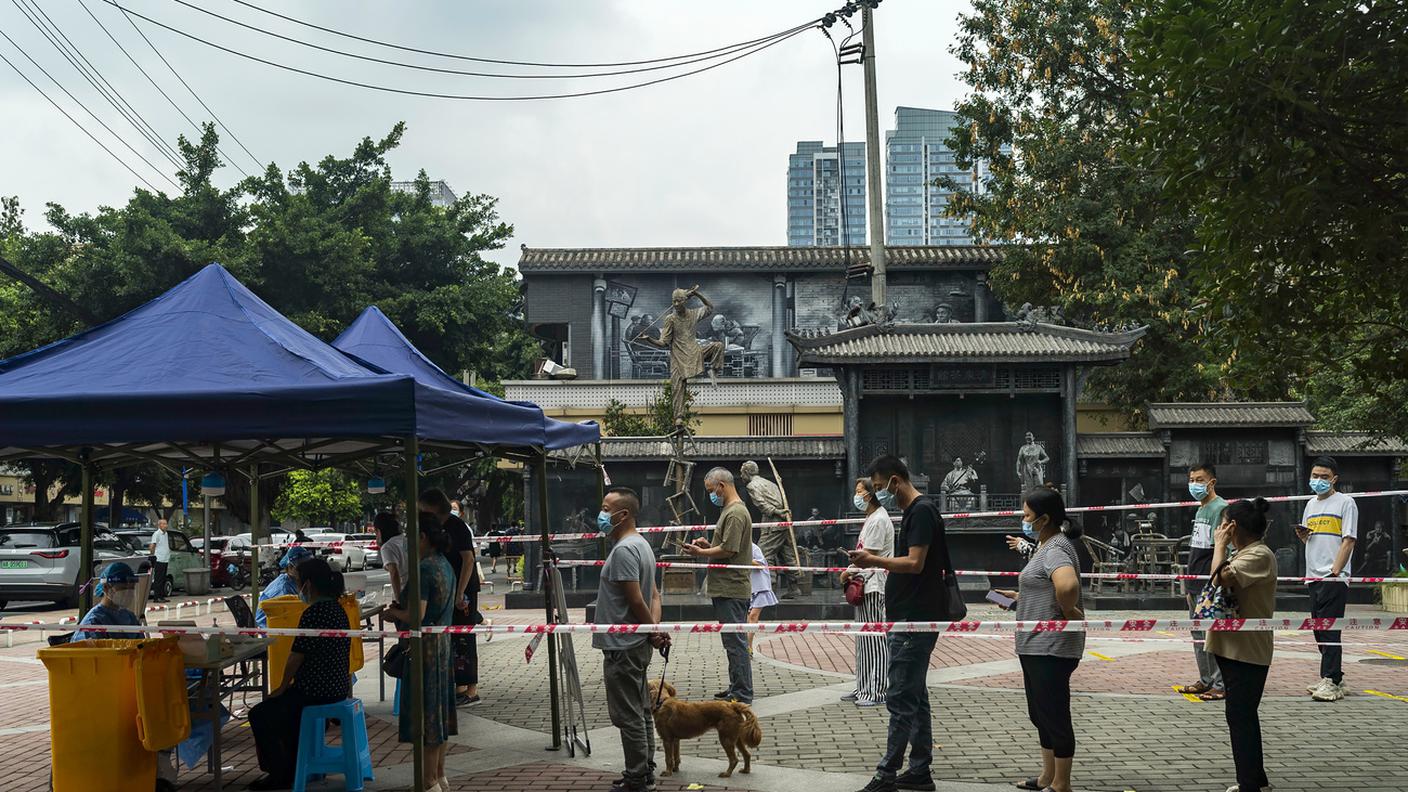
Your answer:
[601,382,695,436]
[944,0,1290,419]
[272,469,363,527]
[1130,0,1408,438]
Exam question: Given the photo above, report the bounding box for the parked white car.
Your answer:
[307,533,368,572]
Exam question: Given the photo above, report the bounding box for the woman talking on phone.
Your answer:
[993,487,1084,792]
[839,477,894,707]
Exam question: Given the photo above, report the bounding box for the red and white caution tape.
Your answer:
[10,616,1408,640]
[551,558,1408,585]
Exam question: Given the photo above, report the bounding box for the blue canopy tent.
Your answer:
[0,263,588,786]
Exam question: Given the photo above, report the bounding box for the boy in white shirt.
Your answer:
[1296,456,1357,702]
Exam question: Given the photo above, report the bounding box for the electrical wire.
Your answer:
[226,0,822,70]
[107,1,817,103]
[0,42,166,192]
[170,0,819,81]
[11,0,185,170]
[77,0,250,178]
[113,4,264,172]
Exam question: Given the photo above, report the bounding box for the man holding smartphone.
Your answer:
[1176,463,1228,701]
[1298,456,1357,702]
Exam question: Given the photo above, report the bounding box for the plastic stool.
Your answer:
[392,677,402,717]
[292,698,374,792]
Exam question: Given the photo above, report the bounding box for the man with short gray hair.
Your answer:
[739,461,800,600]
[684,467,754,703]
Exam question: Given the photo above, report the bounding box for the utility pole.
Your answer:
[861,2,887,308]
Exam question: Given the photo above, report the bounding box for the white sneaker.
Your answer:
[1306,677,1332,696]
[1311,680,1345,701]
[1226,784,1275,792]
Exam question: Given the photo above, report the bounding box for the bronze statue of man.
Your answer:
[740,460,800,600]
[638,285,724,424]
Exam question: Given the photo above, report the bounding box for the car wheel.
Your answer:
[0,599,8,611]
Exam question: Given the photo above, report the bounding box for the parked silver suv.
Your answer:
[0,523,149,610]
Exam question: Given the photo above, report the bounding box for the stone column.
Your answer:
[843,368,862,484]
[591,277,606,379]
[772,275,787,377]
[974,272,990,322]
[1062,365,1078,505]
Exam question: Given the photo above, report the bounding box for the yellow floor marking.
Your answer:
[1366,649,1406,661]
[1156,631,1175,637]
[1088,651,1114,662]
[1364,689,1408,703]
[1171,684,1202,703]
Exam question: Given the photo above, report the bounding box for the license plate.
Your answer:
[0,560,26,569]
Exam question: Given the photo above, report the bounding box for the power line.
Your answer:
[76,0,250,178]
[11,0,185,170]
[107,1,817,103]
[0,43,165,192]
[171,0,818,81]
[112,3,263,172]
[227,0,821,70]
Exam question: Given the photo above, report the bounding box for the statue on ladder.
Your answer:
[636,285,724,425]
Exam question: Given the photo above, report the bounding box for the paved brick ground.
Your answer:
[446,762,741,791]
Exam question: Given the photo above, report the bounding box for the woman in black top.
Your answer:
[248,558,351,791]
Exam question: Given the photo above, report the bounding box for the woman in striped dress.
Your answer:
[840,477,894,707]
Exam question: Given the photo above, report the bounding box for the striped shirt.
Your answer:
[1015,534,1085,659]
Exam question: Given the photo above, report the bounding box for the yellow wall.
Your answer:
[542,404,843,437]
[1077,403,1138,432]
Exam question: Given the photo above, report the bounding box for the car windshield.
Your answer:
[0,530,57,549]
[94,533,128,551]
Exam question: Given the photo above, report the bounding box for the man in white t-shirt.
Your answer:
[147,518,171,602]
[1296,455,1357,702]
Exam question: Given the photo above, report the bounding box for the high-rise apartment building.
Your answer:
[390,179,458,208]
[885,107,987,246]
[786,141,867,247]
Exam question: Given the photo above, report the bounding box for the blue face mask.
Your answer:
[874,479,897,509]
[597,510,614,531]
[853,494,869,511]
[709,490,723,507]
[1021,520,1037,539]
[1189,482,1209,501]
[1310,478,1332,496]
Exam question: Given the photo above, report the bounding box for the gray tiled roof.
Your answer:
[1076,433,1166,457]
[1147,402,1315,429]
[600,435,845,461]
[787,323,1145,365]
[1304,431,1408,456]
[517,245,1003,273]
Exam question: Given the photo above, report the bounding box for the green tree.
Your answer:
[943,0,1286,420]
[272,469,363,528]
[1130,0,1408,437]
[601,382,695,436]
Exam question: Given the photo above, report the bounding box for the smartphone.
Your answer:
[986,589,1016,610]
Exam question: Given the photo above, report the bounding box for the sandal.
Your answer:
[1197,688,1227,701]
[1015,779,1043,790]
[1174,681,1211,695]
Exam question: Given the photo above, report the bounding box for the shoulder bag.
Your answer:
[1193,560,1239,620]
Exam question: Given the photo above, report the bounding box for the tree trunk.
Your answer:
[30,464,55,521]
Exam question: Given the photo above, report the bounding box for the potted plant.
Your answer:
[1379,569,1408,614]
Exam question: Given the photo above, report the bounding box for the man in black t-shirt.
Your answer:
[849,455,952,792]
[419,488,482,707]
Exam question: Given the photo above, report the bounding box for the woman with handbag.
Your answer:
[1205,498,1277,792]
[995,487,1084,792]
[385,514,459,792]
[840,477,894,707]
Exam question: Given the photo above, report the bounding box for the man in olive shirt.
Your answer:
[683,467,753,703]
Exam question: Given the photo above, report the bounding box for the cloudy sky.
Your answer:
[0,0,972,267]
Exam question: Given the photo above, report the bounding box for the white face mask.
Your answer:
[450,509,461,517]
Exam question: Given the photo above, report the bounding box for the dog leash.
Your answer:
[652,643,670,711]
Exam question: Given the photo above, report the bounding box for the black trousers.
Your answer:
[150,561,168,598]
[1308,581,1348,683]
[453,585,479,686]
[1019,654,1079,759]
[1215,654,1270,792]
[248,688,342,781]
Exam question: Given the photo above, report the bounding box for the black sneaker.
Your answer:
[456,693,482,707]
[895,770,936,791]
[713,690,731,699]
[857,775,897,792]
[610,775,656,792]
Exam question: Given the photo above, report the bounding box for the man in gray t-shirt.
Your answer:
[594,487,669,792]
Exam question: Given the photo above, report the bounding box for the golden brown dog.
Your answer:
[649,681,763,778]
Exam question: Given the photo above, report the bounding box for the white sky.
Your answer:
[0,0,972,266]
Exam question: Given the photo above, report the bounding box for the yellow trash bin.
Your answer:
[38,639,156,792]
[134,637,191,751]
[262,594,365,687]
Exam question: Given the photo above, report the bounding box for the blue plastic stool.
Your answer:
[391,677,402,717]
[292,698,375,792]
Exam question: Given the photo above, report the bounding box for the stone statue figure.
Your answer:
[637,285,724,424]
[940,456,979,495]
[934,303,958,324]
[841,296,897,329]
[739,461,800,599]
[1016,431,1050,492]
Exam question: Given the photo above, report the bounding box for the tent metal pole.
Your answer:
[537,452,562,750]
[250,464,261,614]
[404,436,426,792]
[78,450,94,615]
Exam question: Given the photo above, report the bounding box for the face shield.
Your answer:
[106,582,139,612]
